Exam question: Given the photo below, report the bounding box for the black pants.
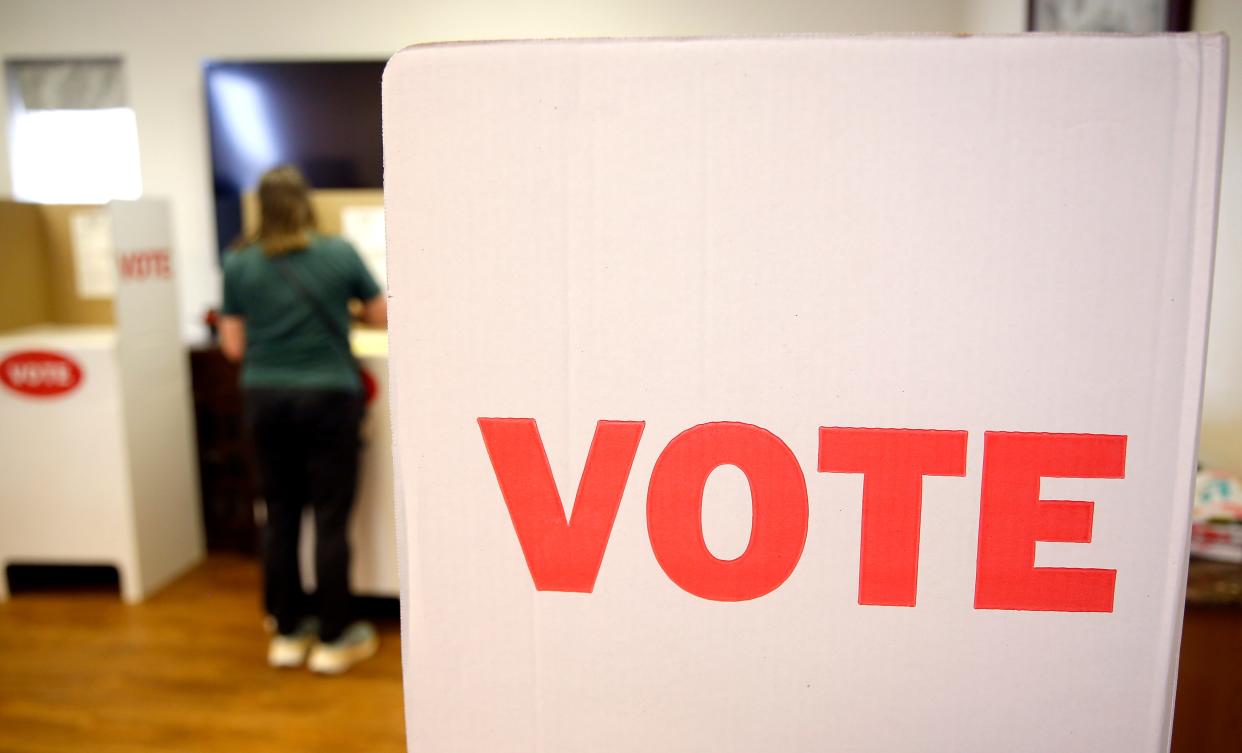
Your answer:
[245,388,364,642]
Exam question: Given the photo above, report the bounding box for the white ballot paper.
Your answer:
[341,205,387,288]
[69,209,116,299]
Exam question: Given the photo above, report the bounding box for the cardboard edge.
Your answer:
[382,32,1223,57]
[1157,31,1229,751]
[378,178,416,750]
[388,349,415,752]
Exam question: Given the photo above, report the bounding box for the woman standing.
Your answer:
[219,165,387,674]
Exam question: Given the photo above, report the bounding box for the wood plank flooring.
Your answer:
[0,555,405,753]
[3,554,1241,752]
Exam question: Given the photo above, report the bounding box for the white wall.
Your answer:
[0,0,965,343]
[961,0,1023,33]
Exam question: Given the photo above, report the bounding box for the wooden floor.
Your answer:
[3,555,1240,752]
[0,555,405,753]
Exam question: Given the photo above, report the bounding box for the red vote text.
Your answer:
[0,351,83,397]
[479,419,1127,613]
[119,249,172,281]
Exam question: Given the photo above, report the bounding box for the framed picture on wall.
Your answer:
[1028,0,1193,32]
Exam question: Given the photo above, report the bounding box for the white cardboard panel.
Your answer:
[383,36,1227,753]
[111,198,205,598]
[0,327,136,597]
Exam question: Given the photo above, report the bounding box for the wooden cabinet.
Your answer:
[189,347,259,553]
[1171,560,1242,752]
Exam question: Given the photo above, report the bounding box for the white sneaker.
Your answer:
[307,621,379,675]
[267,618,319,668]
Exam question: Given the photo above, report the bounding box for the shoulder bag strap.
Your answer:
[270,255,362,376]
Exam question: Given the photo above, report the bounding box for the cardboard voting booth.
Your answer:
[0,199,204,602]
[383,36,1226,752]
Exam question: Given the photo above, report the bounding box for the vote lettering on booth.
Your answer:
[382,36,1226,753]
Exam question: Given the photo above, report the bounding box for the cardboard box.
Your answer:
[0,202,115,330]
[382,35,1227,752]
[0,200,203,601]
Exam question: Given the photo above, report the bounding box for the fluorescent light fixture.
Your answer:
[10,107,143,204]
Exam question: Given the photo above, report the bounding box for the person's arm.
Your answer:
[219,251,248,361]
[341,237,386,328]
[360,294,388,328]
[220,315,246,362]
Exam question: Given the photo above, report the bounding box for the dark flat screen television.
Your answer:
[204,60,385,254]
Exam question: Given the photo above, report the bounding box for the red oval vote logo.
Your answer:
[0,351,83,397]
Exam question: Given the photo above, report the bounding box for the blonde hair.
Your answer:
[255,165,317,255]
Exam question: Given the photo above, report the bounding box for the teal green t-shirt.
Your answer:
[221,234,381,391]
